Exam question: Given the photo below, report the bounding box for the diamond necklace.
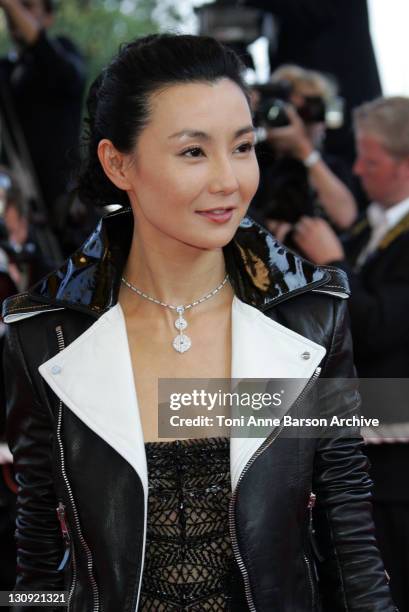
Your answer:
[121,273,230,353]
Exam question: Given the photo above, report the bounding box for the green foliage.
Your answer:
[0,0,160,87]
[0,12,9,56]
[52,0,159,86]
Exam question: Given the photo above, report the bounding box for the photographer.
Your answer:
[0,0,86,227]
[0,166,53,289]
[249,65,357,241]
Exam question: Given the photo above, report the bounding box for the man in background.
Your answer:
[249,65,357,238]
[243,0,381,169]
[0,0,86,229]
[0,165,54,288]
[293,96,409,612]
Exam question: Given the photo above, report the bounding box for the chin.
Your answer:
[179,223,241,251]
[189,233,237,251]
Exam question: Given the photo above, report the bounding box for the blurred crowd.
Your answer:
[0,0,409,611]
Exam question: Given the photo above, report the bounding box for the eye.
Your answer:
[180,147,205,158]
[235,142,255,154]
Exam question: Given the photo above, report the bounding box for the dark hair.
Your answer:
[77,33,251,208]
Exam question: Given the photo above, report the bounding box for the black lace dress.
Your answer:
[138,437,233,611]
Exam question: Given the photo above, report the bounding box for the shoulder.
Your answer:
[263,267,351,362]
[32,32,85,74]
[54,35,83,58]
[268,283,347,335]
[309,264,350,299]
[2,291,56,323]
[2,293,95,366]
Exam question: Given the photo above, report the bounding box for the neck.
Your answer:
[120,224,228,307]
[380,187,409,209]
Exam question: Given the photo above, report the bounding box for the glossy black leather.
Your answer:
[3,210,396,611]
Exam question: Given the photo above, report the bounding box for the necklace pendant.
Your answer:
[121,277,229,355]
[173,306,190,352]
[175,314,187,331]
[173,333,192,353]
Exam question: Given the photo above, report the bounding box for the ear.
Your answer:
[97,139,133,191]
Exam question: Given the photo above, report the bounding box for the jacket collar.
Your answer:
[27,207,330,316]
[39,297,326,495]
[378,209,409,250]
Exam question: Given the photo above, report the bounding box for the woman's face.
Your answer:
[121,78,259,250]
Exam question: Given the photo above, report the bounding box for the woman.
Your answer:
[3,34,396,611]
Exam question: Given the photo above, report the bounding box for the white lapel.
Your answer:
[230,296,326,491]
[38,297,326,497]
[38,304,148,499]
[4,308,65,323]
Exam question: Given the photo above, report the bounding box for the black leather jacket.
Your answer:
[3,209,396,611]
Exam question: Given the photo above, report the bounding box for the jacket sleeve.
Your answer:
[312,299,397,611]
[4,322,64,592]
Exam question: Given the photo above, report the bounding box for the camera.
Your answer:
[253,80,329,129]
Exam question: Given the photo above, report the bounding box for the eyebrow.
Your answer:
[168,125,256,141]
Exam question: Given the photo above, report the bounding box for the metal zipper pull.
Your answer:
[57,501,71,571]
[308,491,324,564]
[303,552,316,605]
[308,492,316,509]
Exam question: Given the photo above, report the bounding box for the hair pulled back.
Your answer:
[77,33,250,208]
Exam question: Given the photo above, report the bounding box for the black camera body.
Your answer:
[253,81,326,128]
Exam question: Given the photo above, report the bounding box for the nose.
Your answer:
[208,156,240,196]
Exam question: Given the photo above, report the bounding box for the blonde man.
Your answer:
[294,96,409,611]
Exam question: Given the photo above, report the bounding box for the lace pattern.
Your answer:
[138,437,233,611]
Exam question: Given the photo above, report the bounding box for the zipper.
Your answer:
[304,492,322,608]
[55,325,100,612]
[303,551,316,608]
[228,367,322,612]
[56,501,71,571]
[56,501,77,607]
[308,492,324,564]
